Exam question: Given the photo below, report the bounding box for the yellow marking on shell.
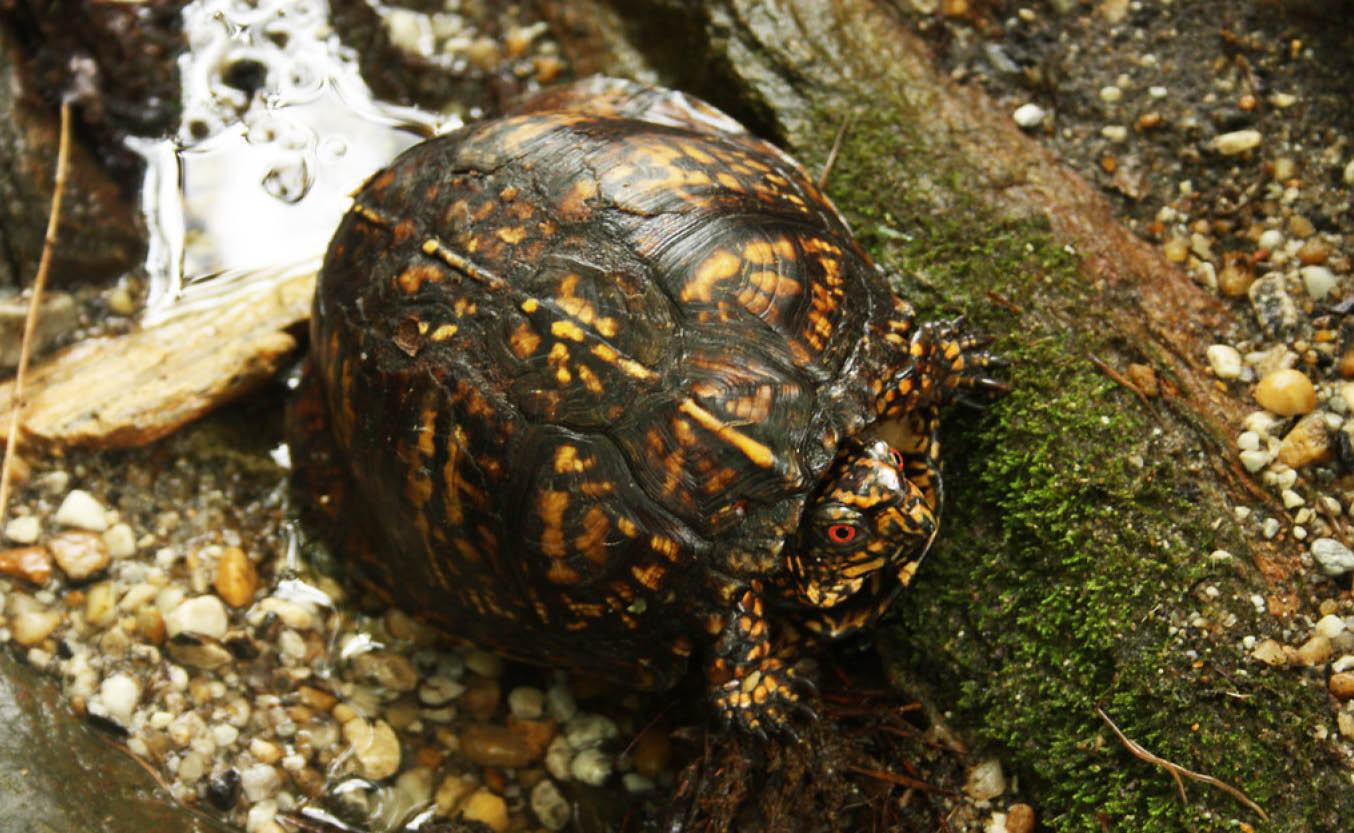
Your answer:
[617,517,638,537]
[580,480,613,498]
[499,185,519,201]
[677,398,775,469]
[453,298,477,317]
[590,343,657,381]
[550,320,586,342]
[496,113,585,153]
[560,176,598,219]
[538,490,570,557]
[547,561,581,585]
[553,445,583,474]
[650,535,680,560]
[715,172,743,191]
[396,264,444,294]
[682,248,742,302]
[349,202,389,225]
[577,506,611,566]
[509,321,540,358]
[742,239,776,265]
[420,238,506,289]
[630,563,664,590]
[680,142,716,165]
[392,219,416,245]
[596,317,618,338]
[430,324,458,341]
[841,557,886,579]
[577,363,603,394]
[521,298,539,314]
[496,226,527,244]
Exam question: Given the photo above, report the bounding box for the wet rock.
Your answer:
[460,788,509,833]
[461,719,554,767]
[507,685,545,719]
[569,747,612,785]
[240,763,282,802]
[9,599,62,646]
[3,515,40,544]
[54,490,108,532]
[1312,538,1354,576]
[352,651,419,692]
[98,673,139,727]
[165,595,228,639]
[0,545,52,584]
[213,547,258,608]
[48,531,110,580]
[1254,369,1316,416]
[435,774,477,815]
[564,713,619,750]
[342,717,401,780]
[463,649,504,678]
[963,758,1005,800]
[530,778,571,830]
[418,674,464,706]
[1330,672,1354,699]
[1248,273,1298,340]
[165,633,232,669]
[207,768,242,811]
[1277,413,1330,467]
[1005,803,1036,833]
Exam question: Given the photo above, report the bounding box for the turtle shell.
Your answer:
[303,78,997,722]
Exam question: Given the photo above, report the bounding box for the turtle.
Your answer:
[292,76,1005,736]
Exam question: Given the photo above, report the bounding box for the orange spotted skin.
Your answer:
[302,77,1004,735]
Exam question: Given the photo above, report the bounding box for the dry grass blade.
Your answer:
[817,114,852,191]
[1096,706,1268,821]
[0,98,72,527]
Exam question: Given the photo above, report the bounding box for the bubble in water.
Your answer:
[261,157,313,204]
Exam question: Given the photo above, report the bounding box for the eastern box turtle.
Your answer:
[294,77,1003,735]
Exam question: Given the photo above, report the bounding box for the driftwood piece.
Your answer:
[0,264,315,449]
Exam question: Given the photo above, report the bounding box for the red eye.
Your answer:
[888,447,905,469]
[827,524,857,544]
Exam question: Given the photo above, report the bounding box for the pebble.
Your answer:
[631,727,672,778]
[1254,369,1316,415]
[1250,638,1288,666]
[166,635,233,669]
[544,734,575,780]
[103,523,136,559]
[435,774,478,815]
[256,597,314,629]
[48,531,110,580]
[1248,274,1298,339]
[565,713,619,749]
[530,778,571,830]
[0,545,53,584]
[461,723,545,767]
[1345,157,1354,186]
[1213,129,1261,155]
[419,674,466,706]
[622,772,655,793]
[569,747,612,785]
[1277,413,1330,468]
[1205,345,1242,379]
[214,547,259,608]
[1297,635,1332,666]
[1315,614,1347,640]
[1098,85,1121,103]
[1312,538,1354,576]
[1300,265,1338,299]
[250,737,283,764]
[4,515,40,544]
[1012,103,1045,128]
[1100,125,1127,142]
[342,717,401,780]
[54,489,108,531]
[99,672,140,726]
[1258,228,1285,251]
[1217,255,1254,296]
[1340,713,1354,740]
[352,651,419,692]
[240,763,282,802]
[85,582,117,627]
[507,685,545,719]
[463,648,504,678]
[1330,672,1354,699]
[1005,803,1036,833]
[1297,238,1331,265]
[165,595,229,639]
[545,683,578,722]
[963,758,1005,800]
[459,788,509,833]
[9,603,62,646]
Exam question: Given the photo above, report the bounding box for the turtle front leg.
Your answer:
[878,316,1007,418]
[706,580,810,738]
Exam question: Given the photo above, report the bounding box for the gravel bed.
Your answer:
[0,424,672,833]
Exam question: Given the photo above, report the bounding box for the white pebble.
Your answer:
[1312,538,1354,575]
[1100,125,1128,142]
[103,523,136,559]
[245,799,278,833]
[1213,129,1261,155]
[257,597,314,630]
[622,772,655,793]
[546,683,578,722]
[1098,85,1122,103]
[1236,431,1260,451]
[212,723,240,747]
[1205,345,1242,379]
[1301,265,1337,300]
[99,672,140,726]
[1345,157,1354,186]
[507,686,545,719]
[1258,229,1285,251]
[1209,550,1233,562]
[1281,489,1304,509]
[545,734,575,780]
[277,628,307,660]
[54,489,108,532]
[418,674,465,706]
[1148,85,1167,98]
[463,648,504,678]
[964,758,1006,800]
[4,515,40,544]
[1261,518,1281,539]
[569,747,612,785]
[1315,614,1347,639]
[164,595,228,639]
[565,713,619,749]
[1238,449,1272,473]
[241,763,283,802]
[1012,103,1046,128]
[530,779,571,830]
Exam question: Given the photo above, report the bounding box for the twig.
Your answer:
[1096,706,1268,821]
[817,114,853,190]
[0,98,72,527]
[1087,352,1151,409]
[845,764,946,794]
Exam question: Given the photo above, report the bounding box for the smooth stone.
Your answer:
[1312,538,1354,576]
[1254,369,1316,416]
[1012,103,1045,128]
[1205,344,1242,379]
[99,673,140,726]
[49,531,110,580]
[1213,129,1261,154]
[165,595,228,639]
[213,547,258,608]
[459,789,509,833]
[102,523,136,559]
[568,747,612,786]
[1300,265,1337,299]
[3,515,39,544]
[963,758,1005,800]
[1277,412,1330,468]
[53,489,108,532]
[0,546,52,584]
[342,717,401,780]
[530,779,571,831]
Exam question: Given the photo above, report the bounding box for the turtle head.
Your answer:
[787,435,938,638]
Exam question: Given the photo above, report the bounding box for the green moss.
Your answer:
[799,98,1353,831]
